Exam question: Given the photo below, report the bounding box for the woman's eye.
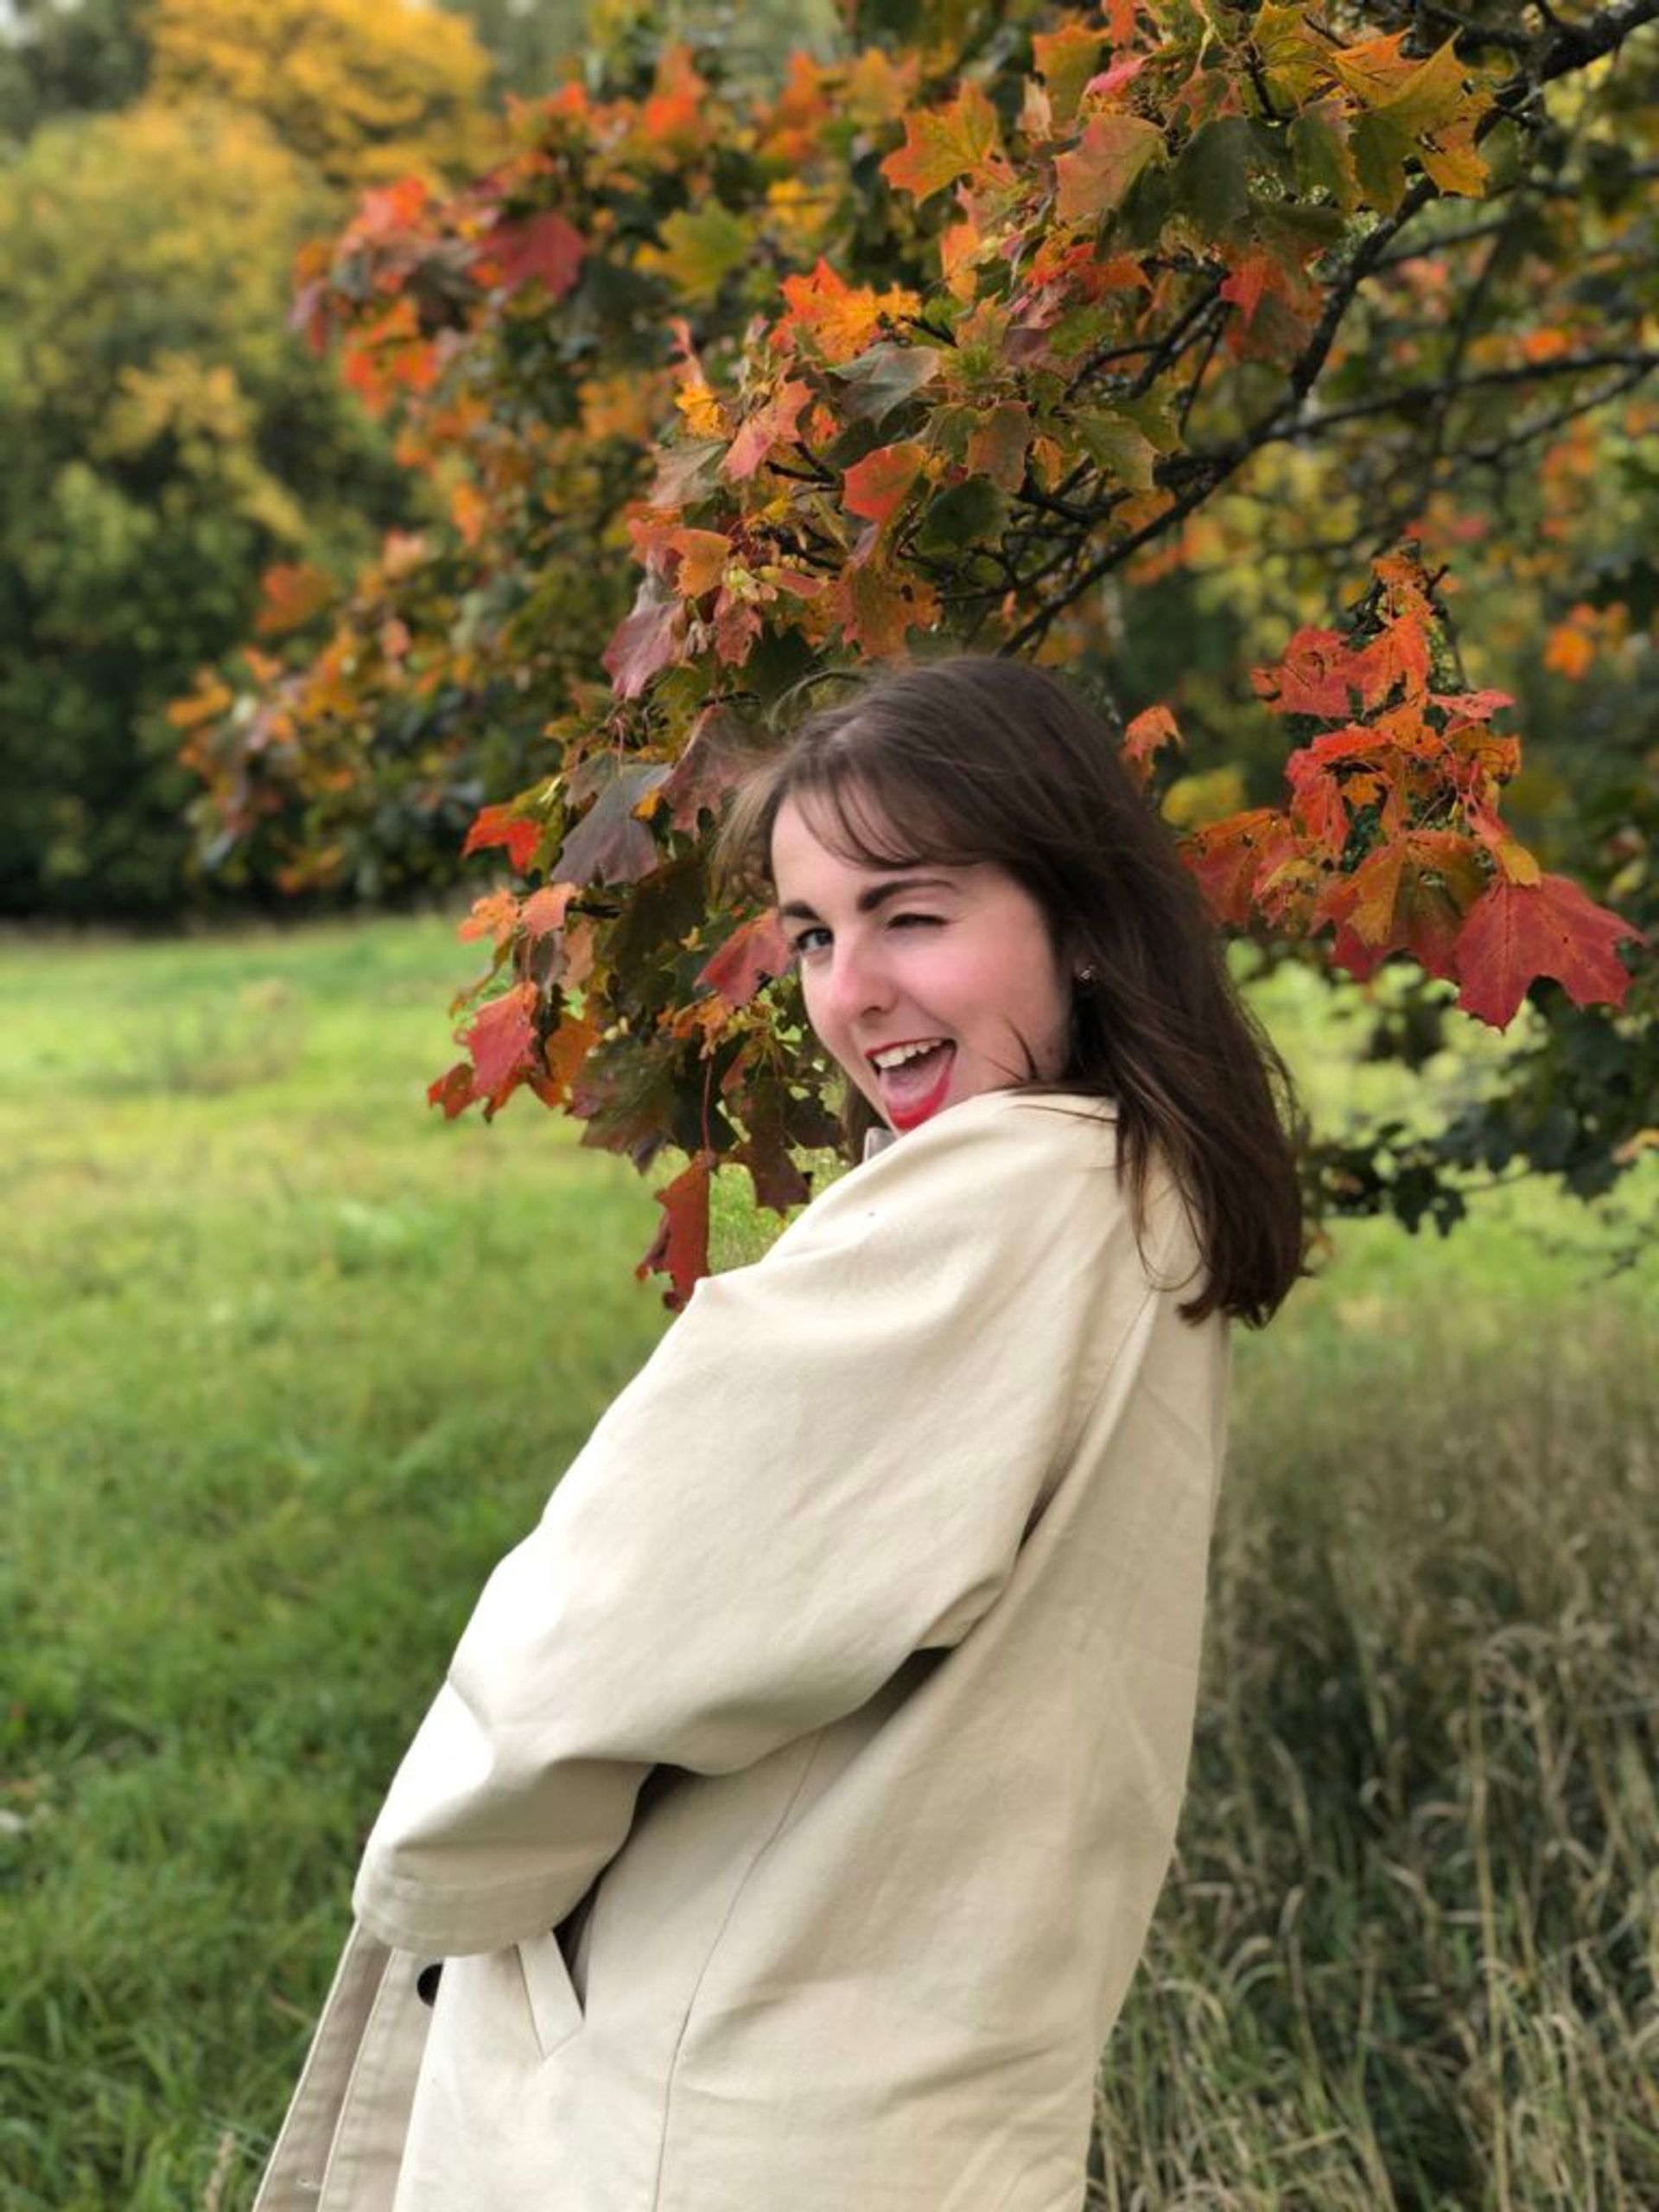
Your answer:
[890,912,942,931]
[791,926,830,958]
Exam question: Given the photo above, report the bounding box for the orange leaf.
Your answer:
[1054,114,1164,226]
[1254,627,1362,718]
[842,441,925,525]
[1454,874,1644,1028]
[779,259,920,365]
[668,527,731,599]
[879,83,1006,203]
[353,176,429,241]
[1219,251,1274,329]
[450,480,488,549]
[1122,703,1181,789]
[1544,621,1595,679]
[965,400,1032,490]
[1180,808,1283,926]
[520,883,577,938]
[254,563,334,639]
[543,1007,601,1100]
[459,888,522,950]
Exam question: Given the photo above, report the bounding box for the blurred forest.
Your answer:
[0,0,830,917]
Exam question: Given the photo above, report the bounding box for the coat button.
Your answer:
[416,1961,443,2006]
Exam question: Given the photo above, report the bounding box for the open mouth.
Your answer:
[869,1039,957,1130]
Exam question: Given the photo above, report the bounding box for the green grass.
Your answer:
[1,916,1653,2209]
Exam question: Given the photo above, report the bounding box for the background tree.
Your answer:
[177,0,1654,1288]
[0,0,147,136]
[0,0,496,917]
[146,0,492,187]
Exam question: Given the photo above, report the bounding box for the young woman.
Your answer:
[254,656,1304,2212]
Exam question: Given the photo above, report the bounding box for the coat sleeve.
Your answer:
[353,1094,1155,1956]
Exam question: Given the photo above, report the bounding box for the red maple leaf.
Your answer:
[603,579,684,699]
[427,1060,475,1120]
[697,910,793,1005]
[463,804,542,872]
[636,1153,713,1310]
[1454,874,1644,1027]
[660,708,749,832]
[466,984,539,1107]
[1255,628,1363,718]
[725,379,812,480]
[486,211,587,300]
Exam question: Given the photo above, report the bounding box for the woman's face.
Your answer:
[771,793,1073,1135]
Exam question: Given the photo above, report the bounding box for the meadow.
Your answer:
[1,915,1652,2210]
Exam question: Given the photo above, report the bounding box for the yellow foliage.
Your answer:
[149,0,493,188]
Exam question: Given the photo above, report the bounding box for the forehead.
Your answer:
[771,792,964,893]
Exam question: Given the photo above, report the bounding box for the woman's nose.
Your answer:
[820,934,894,1022]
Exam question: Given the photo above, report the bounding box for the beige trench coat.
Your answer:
[255,1087,1230,2212]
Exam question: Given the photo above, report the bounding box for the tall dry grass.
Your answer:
[1091,1293,1657,2209]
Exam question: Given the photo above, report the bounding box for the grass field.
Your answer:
[2,915,1653,2209]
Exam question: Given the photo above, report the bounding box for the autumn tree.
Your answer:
[181,0,1654,1292]
[147,0,492,187]
[0,0,499,915]
[0,0,147,136]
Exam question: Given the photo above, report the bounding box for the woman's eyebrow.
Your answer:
[778,875,959,922]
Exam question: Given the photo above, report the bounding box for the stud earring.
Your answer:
[1074,963,1099,986]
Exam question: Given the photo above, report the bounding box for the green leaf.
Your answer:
[912,474,1010,556]
[1352,111,1414,216]
[1253,0,1326,105]
[1288,101,1360,211]
[1174,118,1261,239]
[831,341,943,424]
[1112,388,1180,454]
[1376,40,1470,136]
[1071,409,1157,491]
[647,204,751,305]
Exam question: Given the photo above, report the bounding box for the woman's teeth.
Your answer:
[870,1038,949,1070]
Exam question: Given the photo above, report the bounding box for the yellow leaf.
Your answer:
[675,380,728,438]
[1417,119,1487,199]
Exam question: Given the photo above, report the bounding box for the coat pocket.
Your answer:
[518,1928,583,2060]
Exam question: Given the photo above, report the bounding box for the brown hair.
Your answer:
[716,656,1306,1327]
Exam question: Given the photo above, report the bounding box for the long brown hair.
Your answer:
[716,656,1306,1327]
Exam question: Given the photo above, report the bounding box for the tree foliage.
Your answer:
[181,0,1656,1296]
[0,0,499,916]
[0,0,148,137]
[148,0,493,188]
